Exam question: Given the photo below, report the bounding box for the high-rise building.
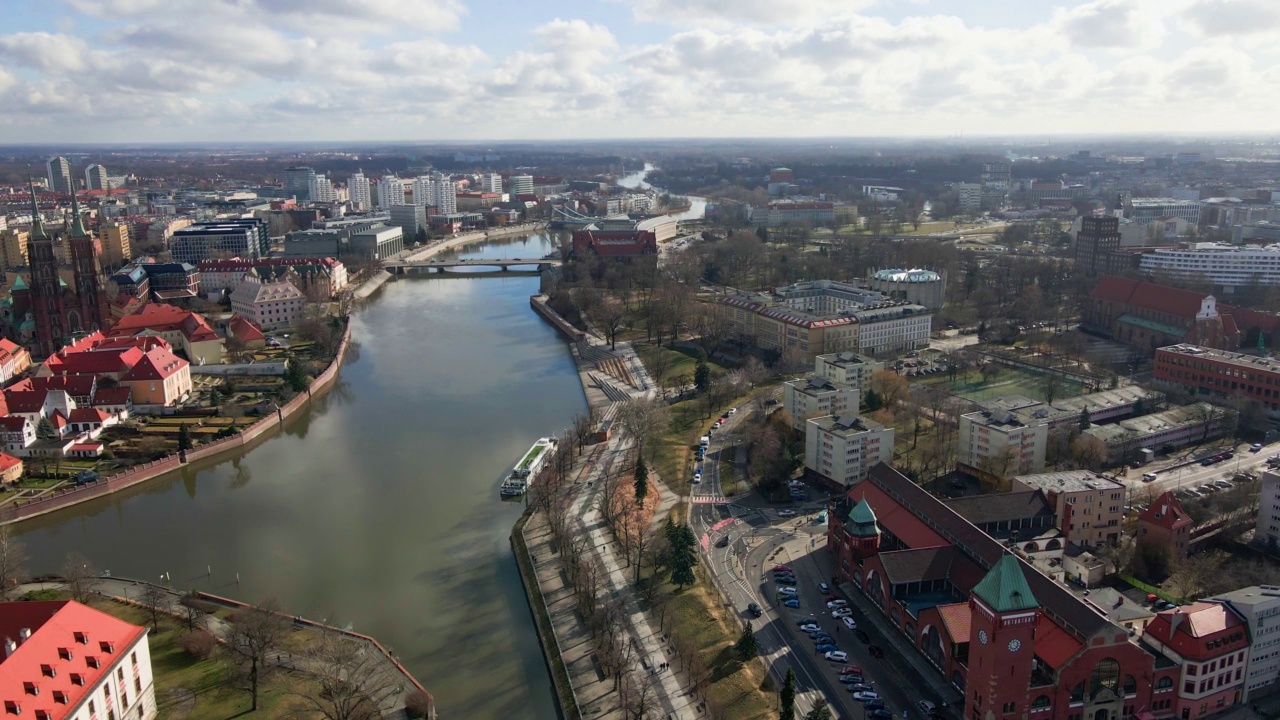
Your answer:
[411,176,434,207]
[348,171,372,211]
[957,182,982,213]
[46,156,73,195]
[84,163,108,191]
[99,222,132,268]
[0,228,28,270]
[431,171,457,214]
[981,161,1011,188]
[509,174,534,196]
[481,172,503,194]
[309,174,336,203]
[377,175,405,208]
[284,166,317,202]
[1075,215,1121,276]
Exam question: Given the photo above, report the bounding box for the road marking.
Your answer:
[691,495,726,504]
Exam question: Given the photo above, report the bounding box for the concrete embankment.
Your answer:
[0,322,354,526]
[401,222,550,262]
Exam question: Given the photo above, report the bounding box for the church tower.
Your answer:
[25,178,64,357]
[844,498,881,560]
[66,173,112,333]
[966,553,1039,720]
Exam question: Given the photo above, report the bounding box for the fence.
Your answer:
[0,323,353,526]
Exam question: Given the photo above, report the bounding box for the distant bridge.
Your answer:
[384,258,564,275]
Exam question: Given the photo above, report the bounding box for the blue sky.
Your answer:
[0,0,1277,142]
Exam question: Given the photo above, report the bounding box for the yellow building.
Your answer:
[99,222,132,268]
[718,295,859,362]
[0,228,28,270]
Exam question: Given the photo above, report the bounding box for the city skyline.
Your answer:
[0,0,1278,143]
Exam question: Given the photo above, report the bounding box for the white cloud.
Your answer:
[67,0,467,33]
[1181,0,1280,37]
[623,0,874,27]
[1051,0,1167,50]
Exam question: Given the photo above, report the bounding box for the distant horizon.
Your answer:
[2,0,1279,142]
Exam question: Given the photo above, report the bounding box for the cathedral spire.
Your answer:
[27,175,49,242]
[68,168,90,239]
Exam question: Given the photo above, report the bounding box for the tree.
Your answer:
[570,412,594,455]
[734,621,758,660]
[209,387,223,407]
[139,583,168,632]
[779,668,797,720]
[868,370,908,408]
[803,699,833,720]
[63,553,99,603]
[177,424,193,453]
[633,456,649,507]
[293,630,400,720]
[863,388,883,412]
[667,521,698,589]
[229,599,289,711]
[179,590,208,630]
[694,359,711,393]
[36,416,56,441]
[585,294,627,350]
[616,396,667,458]
[1079,408,1091,430]
[286,360,310,392]
[0,525,27,599]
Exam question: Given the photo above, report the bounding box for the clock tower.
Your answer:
[966,553,1039,720]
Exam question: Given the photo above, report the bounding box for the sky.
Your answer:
[1,0,1278,143]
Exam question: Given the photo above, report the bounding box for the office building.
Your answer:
[1075,216,1121,276]
[813,352,884,388]
[169,218,269,265]
[0,599,158,720]
[1011,470,1125,547]
[957,182,982,213]
[958,406,1049,481]
[348,171,372,211]
[747,201,835,227]
[1139,243,1280,290]
[350,225,404,260]
[480,172,502,194]
[83,164,108,191]
[377,175,405,208]
[803,414,893,487]
[1154,344,1280,413]
[283,166,316,202]
[388,204,427,238]
[98,222,131,268]
[1209,585,1280,701]
[509,175,534,196]
[782,375,859,431]
[0,229,28,270]
[45,156,72,195]
[981,161,1011,188]
[1126,197,1204,226]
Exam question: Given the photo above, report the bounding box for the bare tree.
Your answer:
[626,670,662,720]
[292,630,400,720]
[229,599,289,711]
[138,583,169,632]
[63,553,99,603]
[179,591,208,630]
[586,294,627,350]
[571,412,595,455]
[0,525,28,599]
[616,398,668,459]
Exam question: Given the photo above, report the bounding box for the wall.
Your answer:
[0,322,353,526]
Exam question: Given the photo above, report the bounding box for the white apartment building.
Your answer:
[783,375,860,431]
[814,352,884,388]
[957,182,982,213]
[84,164,108,191]
[431,171,457,214]
[308,174,336,203]
[348,172,372,211]
[1125,197,1204,226]
[509,175,534,196]
[804,414,894,487]
[1210,585,1280,701]
[854,305,932,356]
[958,408,1049,480]
[377,175,406,209]
[1138,243,1280,289]
[1257,471,1280,550]
[230,275,306,331]
[481,172,503,194]
[0,599,157,720]
[411,176,433,207]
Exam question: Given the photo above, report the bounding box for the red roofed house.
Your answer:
[67,408,118,439]
[1143,602,1249,719]
[40,346,147,382]
[0,452,21,484]
[826,463,1205,720]
[226,316,267,351]
[0,338,32,385]
[106,303,223,366]
[1138,491,1195,561]
[1084,276,1280,353]
[0,600,156,719]
[120,347,191,410]
[571,217,665,258]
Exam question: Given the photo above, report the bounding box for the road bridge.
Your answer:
[384,258,564,275]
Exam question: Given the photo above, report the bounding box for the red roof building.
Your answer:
[1138,491,1194,560]
[1084,276,1280,353]
[1144,603,1249,720]
[120,347,191,408]
[0,600,156,720]
[106,304,223,366]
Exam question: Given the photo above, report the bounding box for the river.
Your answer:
[617,164,707,222]
[14,233,584,720]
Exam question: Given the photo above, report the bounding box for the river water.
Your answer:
[15,233,584,719]
[617,164,707,222]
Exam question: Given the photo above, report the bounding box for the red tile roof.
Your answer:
[1034,614,1084,668]
[0,601,147,719]
[1139,491,1193,531]
[3,391,46,414]
[1090,276,1210,317]
[91,388,132,406]
[120,348,188,383]
[45,347,145,377]
[108,303,219,342]
[1145,602,1248,660]
[848,481,949,550]
[935,603,971,643]
[0,417,28,432]
[68,408,111,424]
[20,376,97,398]
[0,453,20,473]
[228,315,266,343]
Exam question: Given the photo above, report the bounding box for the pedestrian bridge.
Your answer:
[384,258,564,275]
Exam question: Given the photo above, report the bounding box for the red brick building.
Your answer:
[828,464,1198,720]
[1137,491,1194,561]
[1153,344,1280,414]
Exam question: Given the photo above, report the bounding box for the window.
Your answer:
[1090,658,1120,696]
[1032,695,1051,710]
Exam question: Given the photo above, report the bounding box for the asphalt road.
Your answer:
[1120,439,1280,502]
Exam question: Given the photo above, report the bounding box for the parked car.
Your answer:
[773,565,793,573]
[747,603,762,618]
[868,710,894,720]
[797,619,820,628]
[839,674,865,685]
[819,582,830,594]
[823,651,848,663]
[1142,472,1158,482]
[778,586,798,595]
[815,643,840,654]
[827,600,848,609]
[918,700,939,716]
[1252,443,1264,452]
[811,635,835,645]
[832,608,853,618]
[848,683,873,694]
[775,576,797,586]
[842,616,858,630]
[839,665,864,676]
[864,699,886,711]
[783,599,800,608]
[853,691,880,702]
[868,645,885,659]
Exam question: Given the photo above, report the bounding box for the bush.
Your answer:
[179,630,217,660]
[404,690,433,719]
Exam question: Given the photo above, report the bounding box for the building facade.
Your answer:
[377,176,406,209]
[1143,602,1248,720]
[1076,216,1122,276]
[959,408,1049,482]
[1139,243,1280,290]
[348,171,372,211]
[1256,471,1280,550]
[45,156,72,195]
[98,223,131,268]
[170,219,268,265]
[1084,276,1246,353]
[230,276,306,331]
[814,352,884,388]
[350,225,404,260]
[1210,586,1280,701]
[782,375,859,430]
[83,164,108,192]
[1138,491,1193,561]
[866,268,946,310]
[1011,470,1125,547]
[1126,197,1204,226]
[803,414,893,487]
[1154,344,1280,414]
[508,175,533,196]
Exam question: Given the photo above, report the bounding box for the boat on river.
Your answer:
[500,437,556,497]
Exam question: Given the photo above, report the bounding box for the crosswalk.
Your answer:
[691,494,726,504]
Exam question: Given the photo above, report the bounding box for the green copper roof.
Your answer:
[845,498,879,537]
[11,275,27,291]
[68,182,90,239]
[972,553,1038,613]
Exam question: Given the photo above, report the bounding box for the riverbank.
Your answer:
[0,321,354,526]
[402,221,550,262]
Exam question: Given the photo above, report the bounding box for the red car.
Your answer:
[869,645,885,659]
[840,666,864,676]
[772,565,793,573]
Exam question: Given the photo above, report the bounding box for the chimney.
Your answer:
[1115,596,1124,609]
[4,638,16,658]
[19,628,31,641]
[1169,609,1184,635]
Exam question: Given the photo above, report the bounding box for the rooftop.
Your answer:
[809,414,886,436]
[1159,344,1280,374]
[1084,402,1220,444]
[1013,470,1124,494]
[871,268,942,283]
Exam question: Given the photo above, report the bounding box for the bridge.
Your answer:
[384,258,564,275]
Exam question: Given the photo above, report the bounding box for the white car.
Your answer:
[853,691,880,702]
[824,651,849,663]
[728,407,737,415]
[798,622,820,633]
[841,616,858,630]
[827,600,848,609]
[832,608,853,618]
[778,587,798,596]
[778,509,797,518]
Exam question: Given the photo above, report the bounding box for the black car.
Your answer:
[838,675,865,684]
[775,576,797,586]
[868,645,884,659]
[747,603,762,618]
[715,534,730,548]
[855,629,870,644]
[868,710,894,720]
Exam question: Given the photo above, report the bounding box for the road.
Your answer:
[1118,439,1280,504]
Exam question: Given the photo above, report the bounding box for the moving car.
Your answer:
[778,509,797,517]
[1252,443,1264,452]
[818,582,830,593]
[747,603,762,618]
[1142,472,1158,482]
[823,651,848,663]
[868,645,885,659]
[715,534,730,548]
[918,700,939,717]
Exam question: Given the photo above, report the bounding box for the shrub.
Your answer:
[179,630,217,660]
[404,690,433,719]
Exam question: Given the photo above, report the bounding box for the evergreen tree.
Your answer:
[756,226,769,242]
[863,388,883,412]
[415,227,429,246]
[735,621,758,660]
[208,387,222,407]
[779,668,796,720]
[177,424,192,452]
[634,456,649,506]
[694,360,710,393]
[285,360,309,392]
[1079,407,1091,430]
[35,416,56,441]
[803,699,832,720]
[668,522,699,589]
